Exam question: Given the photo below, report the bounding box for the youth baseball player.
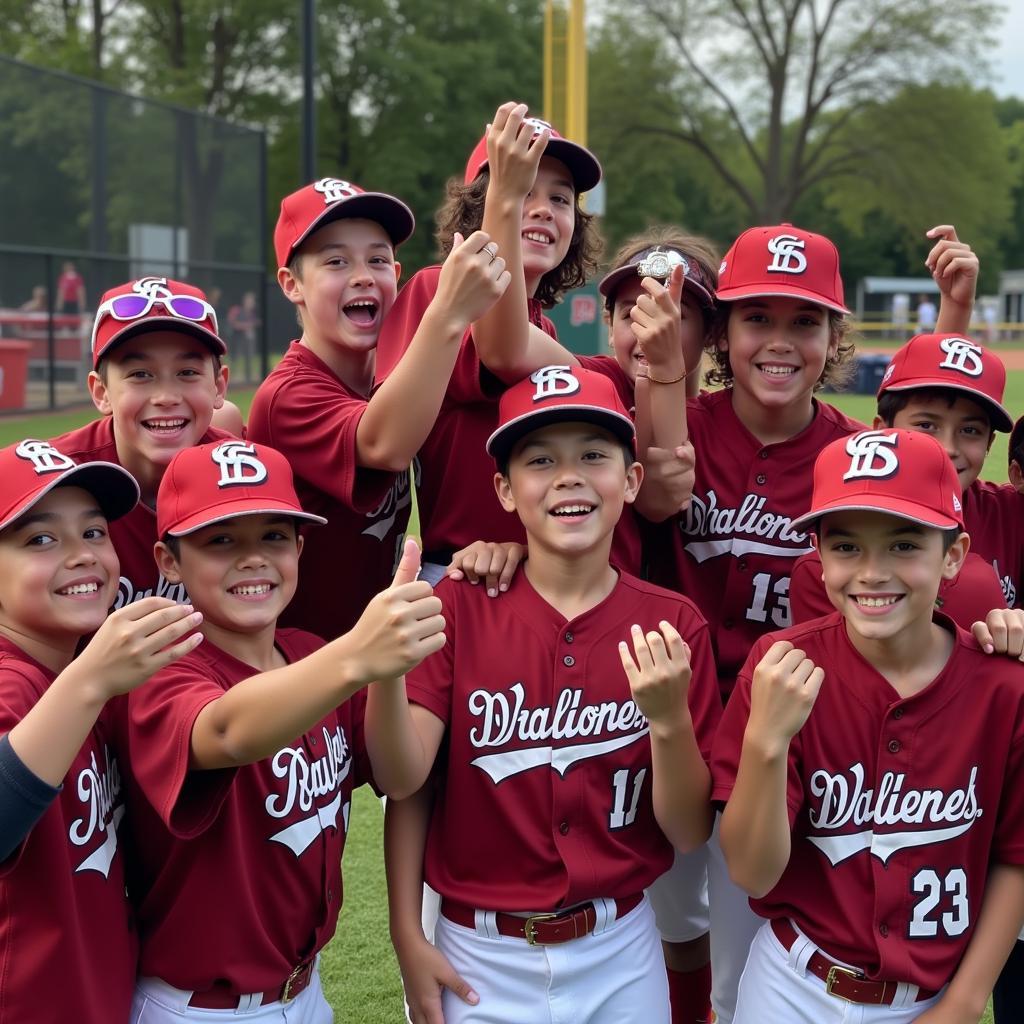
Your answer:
[714,428,1024,1023]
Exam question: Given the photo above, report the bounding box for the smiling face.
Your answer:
[521,156,576,296]
[879,393,994,492]
[281,217,400,359]
[818,510,966,647]
[495,421,641,560]
[608,278,707,384]
[0,486,119,658]
[88,333,227,492]
[156,514,302,650]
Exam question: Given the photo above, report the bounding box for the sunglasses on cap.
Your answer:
[91,289,219,355]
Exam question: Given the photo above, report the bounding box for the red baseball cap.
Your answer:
[715,224,850,314]
[791,428,964,533]
[157,440,327,537]
[877,333,1012,432]
[599,245,716,309]
[486,365,635,463]
[274,178,415,268]
[0,439,139,532]
[464,116,602,193]
[91,277,226,369]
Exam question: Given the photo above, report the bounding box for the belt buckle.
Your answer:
[281,961,311,1004]
[524,912,558,946]
[824,964,862,1001]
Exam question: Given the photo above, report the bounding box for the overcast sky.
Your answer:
[993,2,1024,98]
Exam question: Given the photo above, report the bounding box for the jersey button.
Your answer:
[737,560,748,572]
[756,473,767,485]
[565,631,574,644]
[559,821,570,835]
[879,923,889,937]
[887,739,901,753]
[759,449,769,460]
[563,655,576,667]
[893,708,905,720]
[723,618,735,629]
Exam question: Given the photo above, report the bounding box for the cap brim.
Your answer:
[544,139,602,194]
[289,193,415,259]
[791,498,961,534]
[715,282,850,315]
[0,461,139,532]
[486,406,635,462]
[167,500,328,536]
[879,379,1012,432]
[95,318,226,368]
[598,263,715,308]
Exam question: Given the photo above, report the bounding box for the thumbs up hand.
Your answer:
[347,538,446,685]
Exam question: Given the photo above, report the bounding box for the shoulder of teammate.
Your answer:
[617,571,709,633]
[47,417,114,463]
[813,397,868,436]
[273,627,328,661]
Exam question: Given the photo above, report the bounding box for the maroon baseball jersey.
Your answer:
[962,479,1024,608]
[247,340,410,640]
[0,637,136,1024]
[124,629,372,994]
[376,270,641,571]
[49,417,231,609]
[649,389,865,701]
[406,571,721,911]
[790,549,1007,628]
[711,613,1024,991]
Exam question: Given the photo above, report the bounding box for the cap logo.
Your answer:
[211,442,268,488]
[313,178,360,205]
[882,363,895,383]
[766,234,807,274]
[530,365,581,402]
[15,439,76,475]
[133,276,172,299]
[938,337,983,377]
[843,430,899,481]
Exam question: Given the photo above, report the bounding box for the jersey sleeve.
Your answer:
[127,661,236,838]
[344,688,380,795]
[679,614,722,764]
[789,551,834,623]
[710,638,805,826]
[992,713,1024,865]
[254,371,395,514]
[404,584,457,724]
[0,733,60,863]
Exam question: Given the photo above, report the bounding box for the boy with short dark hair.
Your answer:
[368,364,721,1023]
[0,438,202,1024]
[790,332,1021,627]
[124,437,446,1022]
[247,178,509,641]
[51,276,233,607]
[714,428,1024,1023]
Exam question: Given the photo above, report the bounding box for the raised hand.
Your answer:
[435,230,512,330]
[484,101,550,202]
[925,225,979,313]
[445,540,526,597]
[747,640,824,754]
[619,620,692,728]
[348,538,446,684]
[632,264,687,378]
[75,596,204,698]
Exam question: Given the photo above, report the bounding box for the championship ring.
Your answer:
[637,247,689,281]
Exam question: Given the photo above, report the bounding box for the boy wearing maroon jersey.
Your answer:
[714,428,1024,1023]
[369,365,721,1024]
[124,439,445,1022]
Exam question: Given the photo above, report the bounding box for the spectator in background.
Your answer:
[56,262,86,316]
[915,291,937,333]
[227,290,260,382]
[19,286,47,313]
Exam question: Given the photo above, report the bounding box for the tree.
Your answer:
[601,0,1001,222]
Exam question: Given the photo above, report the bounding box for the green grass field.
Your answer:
[3,370,1007,1022]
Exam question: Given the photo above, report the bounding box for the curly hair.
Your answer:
[434,169,602,308]
[703,304,856,392]
[602,225,719,326]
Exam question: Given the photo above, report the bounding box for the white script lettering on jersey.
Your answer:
[114,572,189,609]
[362,456,418,542]
[467,682,649,783]
[681,490,813,563]
[766,234,807,274]
[69,744,125,878]
[806,762,982,866]
[265,725,353,856]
